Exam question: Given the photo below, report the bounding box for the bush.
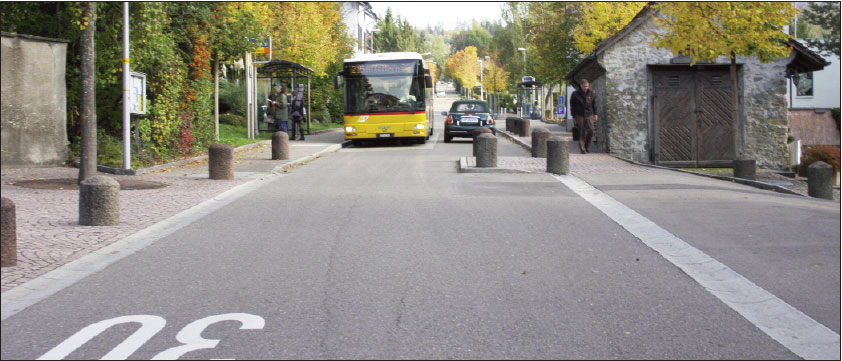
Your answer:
[219,80,247,117]
[219,113,246,127]
[798,145,840,176]
[311,105,332,124]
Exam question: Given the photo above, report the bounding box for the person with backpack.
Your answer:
[289,86,306,141]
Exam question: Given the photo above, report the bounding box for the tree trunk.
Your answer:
[214,51,220,141]
[730,52,742,161]
[78,2,97,184]
[543,83,555,120]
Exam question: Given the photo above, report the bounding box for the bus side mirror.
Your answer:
[334,73,342,90]
[425,75,433,89]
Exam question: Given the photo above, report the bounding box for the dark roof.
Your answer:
[517,80,544,88]
[257,59,314,74]
[1,32,70,43]
[564,5,829,82]
[786,38,830,75]
[452,99,490,106]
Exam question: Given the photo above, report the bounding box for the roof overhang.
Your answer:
[786,39,830,76]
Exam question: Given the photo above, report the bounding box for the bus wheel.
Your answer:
[418,137,426,145]
[351,140,362,147]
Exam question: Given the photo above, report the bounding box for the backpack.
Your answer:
[290,97,304,120]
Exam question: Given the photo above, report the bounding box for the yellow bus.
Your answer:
[335,52,434,146]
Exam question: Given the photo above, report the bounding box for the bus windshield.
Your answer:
[344,61,426,114]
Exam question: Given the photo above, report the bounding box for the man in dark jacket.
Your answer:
[289,86,306,141]
[570,79,598,154]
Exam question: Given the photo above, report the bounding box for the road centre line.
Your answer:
[552,174,840,360]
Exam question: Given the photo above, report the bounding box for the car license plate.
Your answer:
[377,133,393,138]
[461,117,479,124]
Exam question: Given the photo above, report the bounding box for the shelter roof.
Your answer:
[257,59,313,74]
[517,80,544,88]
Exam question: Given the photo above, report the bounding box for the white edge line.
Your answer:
[1,175,279,321]
[552,173,841,360]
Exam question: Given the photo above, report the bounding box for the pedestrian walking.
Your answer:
[270,84,290,133]
[265,86,277,127]
[289,85,306,141]
[570,79,598,154]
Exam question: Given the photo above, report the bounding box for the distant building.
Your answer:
[786,40,840,149]
[341,2,378,56]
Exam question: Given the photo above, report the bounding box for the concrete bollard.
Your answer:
[547,136,569,175]
[209,143,235,180]
[472,127,493,157]
[733,159,756,180]
[1,197,16,267]
[808,161,833,200]
[475,133,497,168]
[79,176,120,226]
[531,128,551,158]
[272,131,290,160]
[515,117,531,137]
[506,117,518,132]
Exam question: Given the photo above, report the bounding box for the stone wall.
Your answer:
[1,33,69,168]
[788,109,841,147]
[587,14,792,169]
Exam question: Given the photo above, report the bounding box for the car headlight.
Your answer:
[345,126,356,133]
[414,124,425,130]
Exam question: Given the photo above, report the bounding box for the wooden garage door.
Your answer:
[653,68,734,167]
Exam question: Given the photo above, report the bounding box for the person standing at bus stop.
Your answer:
[289,86,306,141]
[271,84,290,134]
[570,79,598,154]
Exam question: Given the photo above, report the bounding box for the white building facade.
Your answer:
[341,2,378,57]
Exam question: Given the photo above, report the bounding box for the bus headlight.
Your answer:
[414,124,425,130]
[345,126,356,133]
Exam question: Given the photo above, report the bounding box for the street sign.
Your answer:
[556,105,565,115]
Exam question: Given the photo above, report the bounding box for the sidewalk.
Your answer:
[464,115,839,200]
[0,129,349,292]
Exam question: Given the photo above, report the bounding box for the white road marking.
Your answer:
[553,174,840,360]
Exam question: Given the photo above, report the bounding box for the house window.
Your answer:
[794,72,813,96]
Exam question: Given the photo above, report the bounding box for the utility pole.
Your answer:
[78,2,97,183]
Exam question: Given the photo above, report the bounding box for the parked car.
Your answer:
[442,100,495,143]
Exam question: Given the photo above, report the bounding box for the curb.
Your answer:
[457,156,534,174]
[498,129,809,197]
[272,140,353,174]
[74,128,345,176]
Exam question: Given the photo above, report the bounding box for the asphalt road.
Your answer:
[1,85,838,359]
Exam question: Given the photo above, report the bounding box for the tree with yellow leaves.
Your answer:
[651,2,797,160]
[445,46,480,98]
[573,2,646,54]
[482,59,509,94]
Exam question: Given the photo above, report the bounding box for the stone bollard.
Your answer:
[515,117,531,137]
[506,117,518,132]
[531,128,551,158]
[475,133,497,168]
[808,161,833,200]
[79,176,120,226]
[733,159,756,180]
[472,127,493,157]
[209,143,235,180]
[1,197,16,267]
[272,131,290,160]
[546,136,569,175]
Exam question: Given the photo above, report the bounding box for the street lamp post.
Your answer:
[517,47,527,78]
[477,59,483,101]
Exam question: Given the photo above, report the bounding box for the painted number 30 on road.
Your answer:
[37,313,264,360]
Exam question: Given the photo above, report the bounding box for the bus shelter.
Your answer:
[516,78,545,120]
[254,59,314,134]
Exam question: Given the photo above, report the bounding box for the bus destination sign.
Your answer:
[349,62,415,76]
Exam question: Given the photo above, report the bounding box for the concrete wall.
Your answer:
[587,14,791,169]
[1,33,69,168]
[788,109,841,146]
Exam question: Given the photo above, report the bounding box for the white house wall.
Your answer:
[786,51,840,109]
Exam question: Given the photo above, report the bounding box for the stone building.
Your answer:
[564,7,827,169]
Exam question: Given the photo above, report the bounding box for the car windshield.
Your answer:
[452,103,488,113]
